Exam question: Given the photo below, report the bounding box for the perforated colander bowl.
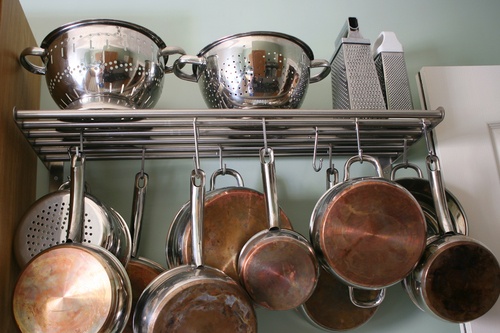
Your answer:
[20,19,185,110]
[14,189,131,268]
[174,31,330,109]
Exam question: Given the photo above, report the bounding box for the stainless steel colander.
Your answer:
[14,181,131,268]
[20,19,185,110]
[174,31,330,109]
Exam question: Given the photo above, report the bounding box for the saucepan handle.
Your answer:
[190,169,206,267]
[209,168,245,191]
[343,154,384,181]
[390,162,423,180]
[348,286,385,309]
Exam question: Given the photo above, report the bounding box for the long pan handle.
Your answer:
[67,152,85,243]
[260,147,280,230]
[191,169,206,268]
[130,172,149,258]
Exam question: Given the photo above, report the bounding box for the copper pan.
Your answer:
[237,147,319,310]
[166,167,292,283]
[133,169,257,333]
[297,167,379,331]
[310,155,427,304]
[13,153,132,333]
[404,154,500,322]
[124,172,165,333]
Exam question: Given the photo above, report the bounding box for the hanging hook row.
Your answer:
[312,127,323,172]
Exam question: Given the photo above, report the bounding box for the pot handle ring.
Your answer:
[173,54,207,82]
[343,155,383,181]
[160,46,187,74]
[390,162,423,180]
[309,59,331,84]
[209,168,245,191]
[20,47,47,75]
[348,286,385,308]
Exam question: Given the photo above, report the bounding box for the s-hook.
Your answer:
[312,127,323,172]
[192,118,202,178]
[355,118,364,163]
[218,145,227,175]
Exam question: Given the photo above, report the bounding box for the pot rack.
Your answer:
[13,107,444,167]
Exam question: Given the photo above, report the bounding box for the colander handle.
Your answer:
[160,46,187,74]
[173,54,207,82]
[20,47,47,75]
[309,59,331,84]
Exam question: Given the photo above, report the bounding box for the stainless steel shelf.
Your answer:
[14,107,444,163]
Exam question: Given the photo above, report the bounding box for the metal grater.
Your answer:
[330,17,386,110]
[373,31,413,110]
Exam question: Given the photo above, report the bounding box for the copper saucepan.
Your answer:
[166,167,292,283]
[133,169,257,333]
[238,147,319,310]
[404,154,500,322]
[310,155,427,306]
[13,153,132,333]
[298,167,379,331]
[124,172,165,333]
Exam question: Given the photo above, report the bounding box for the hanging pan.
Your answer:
[298,165,379,331]
[310,153,427,306]
[13,153,132,333]
[238,147,319,310]
[124,171,165,333]
[133,169,257,333]
[166,163,293,283]
[404,152,500,322]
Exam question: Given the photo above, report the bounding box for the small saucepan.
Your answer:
[13,153,132,333]
[310,155,427,306]
[166,167,292,283]
[238,147,319,310]
[404,154,500,322]
[124,171,165,333]
[133,169,257,332]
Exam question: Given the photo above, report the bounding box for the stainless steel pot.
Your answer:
[403,154,500,323]
[166,167,292,283]
[309,155,427,306]
[20,19,185,110]
[174,31,330,108]
[133,170,257,333]
[13,154,132,333]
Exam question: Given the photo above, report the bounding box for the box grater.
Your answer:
[373,31,413,110]
[330,17,386,109]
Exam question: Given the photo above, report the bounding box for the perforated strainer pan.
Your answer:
[14,180,131,268]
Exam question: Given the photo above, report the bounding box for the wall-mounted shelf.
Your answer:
[13,108,444,163]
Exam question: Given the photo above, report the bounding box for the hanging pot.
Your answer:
[404,154,500,322]
[237,147,319,310]
[13,153,132,333]
[166,167,293,283]
[14,167,132,268]
[124,172,165,333]
[310,154,427,305]
[133,169,257,333]
[298,166,379,331]
[390,163,468,237]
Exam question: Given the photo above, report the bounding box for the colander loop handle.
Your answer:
[343,155,383,181]
[390,163,423,180]
[130,172,149,258]
[160,46,187,74]
[67,153,85,243]
[20,47,47,75]
[173,54,207,82]
[209,168,245,191]
[309,59,331,84]
[348,286,385,308]
[191,169,206,268]
[260,147,280,231]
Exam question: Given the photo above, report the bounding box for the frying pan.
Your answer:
[133,169,257,333]
[238,147,319,311]
[124,171,165,333]
[309,154,427,306]
[404,154,500,322]
[166,167,292,283]
[13,153,132,333]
